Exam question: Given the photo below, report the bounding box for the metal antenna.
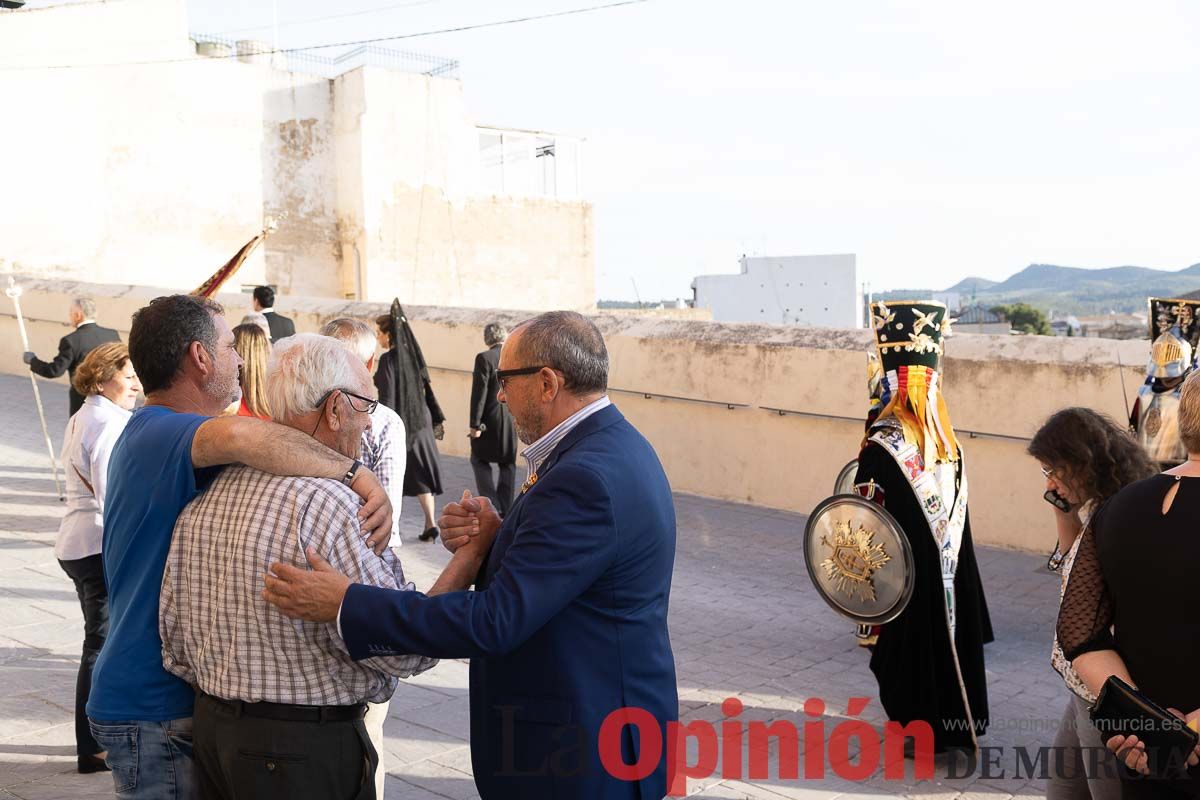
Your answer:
[1115,346,1132,428]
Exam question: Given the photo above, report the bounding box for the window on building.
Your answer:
[477,127,581,199]
[503,134,534,196]
[479,132,504,194]
[555,138,580,198]
[535,136,556,197]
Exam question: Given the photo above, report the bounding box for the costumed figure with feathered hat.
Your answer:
[851,300,994,753]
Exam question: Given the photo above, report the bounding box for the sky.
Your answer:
[26,0,1200,300]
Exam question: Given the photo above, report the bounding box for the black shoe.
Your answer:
[78,754,110,774]
[419,527,439,542]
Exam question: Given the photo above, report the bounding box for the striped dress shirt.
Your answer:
[160,465,435,706]
[521,395,612,478]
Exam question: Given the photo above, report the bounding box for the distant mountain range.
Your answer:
[879,263,1200,316]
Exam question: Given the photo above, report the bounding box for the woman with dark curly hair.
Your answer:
[1029,408,1156,799]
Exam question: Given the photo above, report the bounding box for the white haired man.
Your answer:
[24,296,121,416]
[320,316,407,800]
[160,334,484,799]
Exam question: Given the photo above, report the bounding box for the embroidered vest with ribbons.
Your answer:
[868,420,969,637]
[867,419,980,750]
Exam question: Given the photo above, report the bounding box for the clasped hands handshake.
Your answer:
[437,489,501,555]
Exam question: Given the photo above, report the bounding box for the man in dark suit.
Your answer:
[469,322,519,516]
[24,297,121,416]
[264,311,679,800]
[252,285,295,342]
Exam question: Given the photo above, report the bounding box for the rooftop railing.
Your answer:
[190,33,460,80]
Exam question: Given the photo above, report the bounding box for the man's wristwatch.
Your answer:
[342,459,362,487]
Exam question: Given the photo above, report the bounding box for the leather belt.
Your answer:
[201,692,366,723]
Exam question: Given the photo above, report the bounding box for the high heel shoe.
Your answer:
[418,526,439,542]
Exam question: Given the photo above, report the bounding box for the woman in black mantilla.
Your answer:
[375,305,445,541]
[853,300,993,753]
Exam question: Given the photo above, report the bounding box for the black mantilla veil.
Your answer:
[388,299,445,446]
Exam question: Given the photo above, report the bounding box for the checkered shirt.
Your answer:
[160,465,435,705]
[360,403,406,547]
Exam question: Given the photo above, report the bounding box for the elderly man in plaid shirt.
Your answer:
[160,334,483,800]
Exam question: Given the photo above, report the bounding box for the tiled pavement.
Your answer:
[0,373,1062,799]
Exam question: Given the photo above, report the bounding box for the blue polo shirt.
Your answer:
[87,405,221,722]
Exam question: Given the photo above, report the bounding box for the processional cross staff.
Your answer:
[4,268,63,500]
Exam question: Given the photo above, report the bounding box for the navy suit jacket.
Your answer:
[29,322,121,416]
[341,404,678,800]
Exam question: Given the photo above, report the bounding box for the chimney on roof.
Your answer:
[196,41,233,59]
[236,40,271,66]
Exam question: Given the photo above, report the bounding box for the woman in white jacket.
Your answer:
[57,342,141,774]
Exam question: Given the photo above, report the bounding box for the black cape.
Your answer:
[854,442,994,751]
[384,300,445,446]
[374,351,444,496]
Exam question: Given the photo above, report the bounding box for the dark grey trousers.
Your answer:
[193,692,377,800]
[470,454,517,516]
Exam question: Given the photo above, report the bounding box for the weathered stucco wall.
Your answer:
[261,73,342,298]
[0,0,268,290]
[344,68,595,309]
[1,278,1148,555]
[1,0,594,311]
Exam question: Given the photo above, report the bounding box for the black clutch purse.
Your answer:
[1090,676,1199,777]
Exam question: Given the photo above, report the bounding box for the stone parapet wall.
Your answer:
[0,277,1149,553]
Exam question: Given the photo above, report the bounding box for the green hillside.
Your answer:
[879,263,1200,315]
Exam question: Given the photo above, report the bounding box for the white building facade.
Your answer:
[692,254,861,328]
[0,0,593,310]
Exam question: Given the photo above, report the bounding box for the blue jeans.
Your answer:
[88,717,194,799]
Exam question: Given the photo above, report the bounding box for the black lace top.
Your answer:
[1057,474,1200,712]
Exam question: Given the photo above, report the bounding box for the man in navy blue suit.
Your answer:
[264,311,678,800]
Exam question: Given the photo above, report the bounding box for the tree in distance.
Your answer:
[990,303,1052,336]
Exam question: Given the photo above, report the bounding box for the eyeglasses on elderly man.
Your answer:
[315,388,378,415]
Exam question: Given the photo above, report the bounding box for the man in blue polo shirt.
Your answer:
[86,295,393,800]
